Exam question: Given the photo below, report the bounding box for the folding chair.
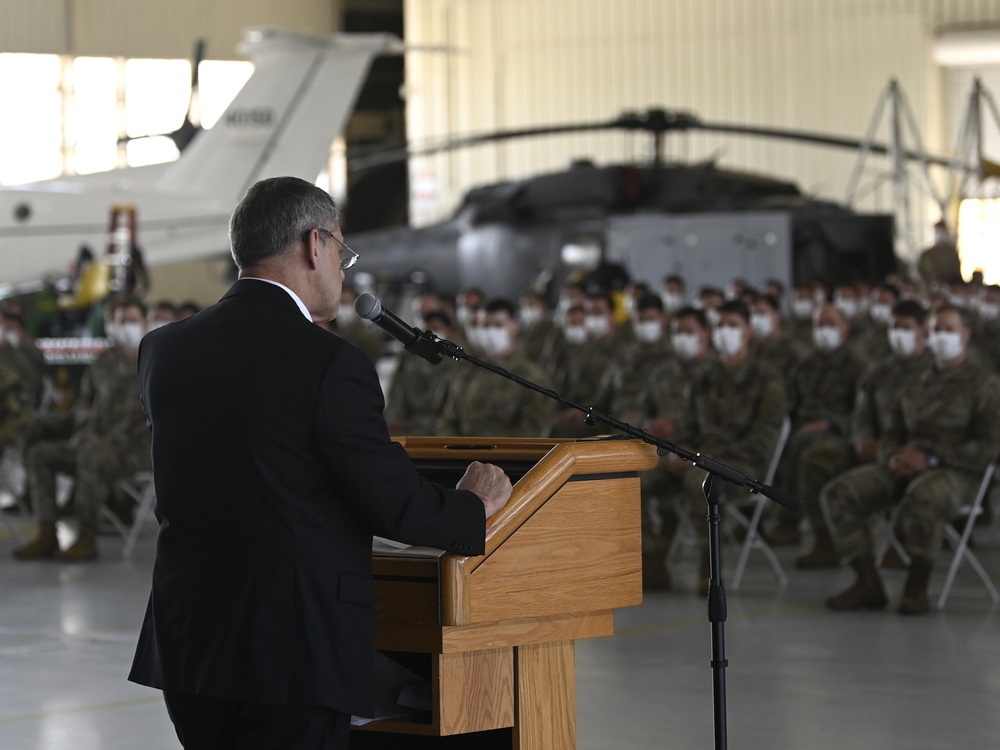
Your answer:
[937,461,998,609]
[102,471,156,558]
[875,461,997,610]
[728,416,792,591]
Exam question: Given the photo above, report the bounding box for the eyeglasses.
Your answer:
[315,228,359,270]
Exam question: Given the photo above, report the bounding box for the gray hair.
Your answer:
[229,176,340,269]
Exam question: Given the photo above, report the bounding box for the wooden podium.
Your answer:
[351,437,658,749]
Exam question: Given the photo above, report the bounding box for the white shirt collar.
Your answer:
[241,277,312,321]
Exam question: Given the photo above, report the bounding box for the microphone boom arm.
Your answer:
[401,328,800,511]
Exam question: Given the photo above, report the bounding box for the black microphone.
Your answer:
[355,292,443,365]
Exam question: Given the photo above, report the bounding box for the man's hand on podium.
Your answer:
[457,461,513,519]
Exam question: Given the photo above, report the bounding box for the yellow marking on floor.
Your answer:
[0,696,161,726]
[615,601,824,637]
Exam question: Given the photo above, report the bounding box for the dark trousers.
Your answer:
[163,690,350,749]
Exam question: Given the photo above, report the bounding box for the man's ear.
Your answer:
[304,229,322,270]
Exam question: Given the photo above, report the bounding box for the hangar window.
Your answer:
[0,54,63,184]
[0,53,253,183]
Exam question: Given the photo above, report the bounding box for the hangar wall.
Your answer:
[0,0,340,59]
[402,0,1000,243]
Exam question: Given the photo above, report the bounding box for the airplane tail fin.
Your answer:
[157,28,400,200]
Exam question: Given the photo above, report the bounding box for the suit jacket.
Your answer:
[128,279,486,716]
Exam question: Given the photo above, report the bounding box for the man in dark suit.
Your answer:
[128,176,512,749]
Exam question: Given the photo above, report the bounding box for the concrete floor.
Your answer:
[0,518,997,750]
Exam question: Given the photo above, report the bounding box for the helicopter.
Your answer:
[342,107,917,308]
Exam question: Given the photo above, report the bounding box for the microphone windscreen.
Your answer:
[760,484,802,511]
[355,292,381,321]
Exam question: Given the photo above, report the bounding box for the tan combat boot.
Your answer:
[826,556,888,611]
[12,521,59,560]
[795,529,838,569]
[57,525,98,562]
[898,556,934,615]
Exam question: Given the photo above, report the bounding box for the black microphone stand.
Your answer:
[391,327,800,750]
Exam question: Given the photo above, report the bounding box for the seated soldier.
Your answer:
[384,310,458,436]
[750,292,806,394]
[821,304,1000,614]
[12,297,152,562]
[0,307,47,408]
[0,361,32,457]
[637,306,717,588]
[851,282,900,363]
[788,282,818,350]
[795,299,934,569]
[518,291,568,383]
[770,302,869,545]
[441,299,553,437]
[610,294,672,423]
[549,292,621,438]
[665,301,787,589]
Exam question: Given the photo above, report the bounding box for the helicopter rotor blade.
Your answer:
[346,107,977,175]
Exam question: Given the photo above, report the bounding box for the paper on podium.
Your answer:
[372,536,446,559]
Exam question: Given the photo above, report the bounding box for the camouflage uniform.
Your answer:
[849,319,890,363]
[797,350,934,530]
[0,339,46,407]
[26,346,150,526]
[0,363,32,451]
[777,343,869,504]
[441,351,554,437]
[753,334,806,393]
[609,338,673,417]
[971,318,1000,373]
[520,318,569,385]
[384,354,457,436]
[549,336,623,438]
[633,353,717,560]
[675,355,788,521]
[821,352,1000,561]
[338,324,385,364]
[917,241,962,287]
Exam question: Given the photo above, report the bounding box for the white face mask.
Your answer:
[887,328,917,358]
[661,291,685,313]
[791,298,814,320]
[633,319,663,344]
[813,326,842,352]
[520,306,544,328]
[834,298,858,320]
[3,329,21,347]
[585,314,611,339]
[870,303,893,326]
[927,330,964,363]
[338,304,357,325]
[705,308,721,329]
[456,306,475,328]
[712,325,745,358]
[480,327,512,357]
[671,332,703,361]
[564,324,588,345]
[750,312,775,339]
[115,322,145,351]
